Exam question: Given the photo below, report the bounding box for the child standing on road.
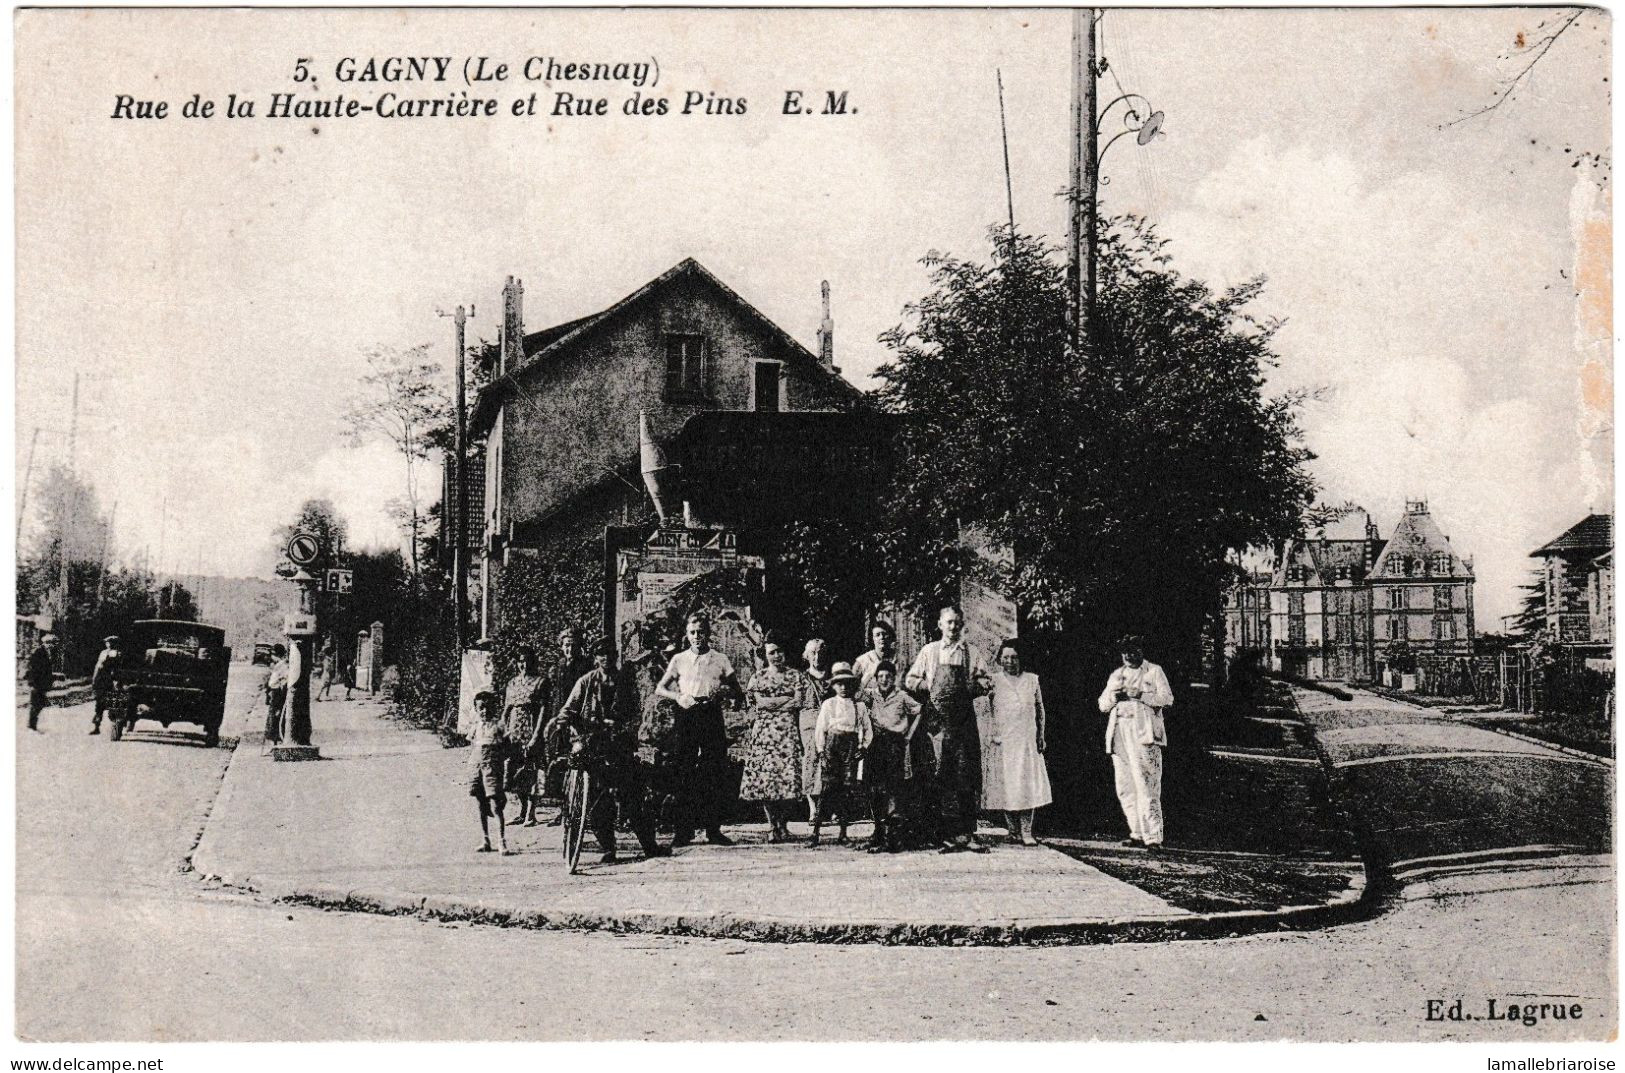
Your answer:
[468,690,514,856]
[808,663,871,847]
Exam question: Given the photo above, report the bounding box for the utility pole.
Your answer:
[156,493,169,617]
[439,303,475,649]
[94,499,117,608]
[67,372,80,474]
[18,426,40,541]
[997,69,1017,248]
[1068,8,1099,354]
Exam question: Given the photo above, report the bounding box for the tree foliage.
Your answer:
[17,464,198,676]
[342,344,451,584]
[875,220,1317,669]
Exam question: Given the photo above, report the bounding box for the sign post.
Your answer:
[276,532,323,761]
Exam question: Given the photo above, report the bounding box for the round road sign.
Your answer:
[287,532,321,567]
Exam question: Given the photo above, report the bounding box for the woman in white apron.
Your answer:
[980,639,1051,845]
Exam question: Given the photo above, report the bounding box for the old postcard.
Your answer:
[11,5,1615,1049]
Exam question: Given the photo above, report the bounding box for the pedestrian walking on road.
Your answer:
[1098,636,1174,851]
[860,661,921,853]
[316,638,337,701]
[655,612,742,847]
[738,639,811,843]
[501,646,545,826]
[89,635,122,735]
[905,606,992,854]
[467,690,513,856]
[981,639,1051,846]
[24,633,55,732]
[808,663,871,847]
[263,644,289,749]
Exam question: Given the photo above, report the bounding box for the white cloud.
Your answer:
[1159,138,1597,625]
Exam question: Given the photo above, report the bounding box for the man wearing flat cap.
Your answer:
[556,637,668,863]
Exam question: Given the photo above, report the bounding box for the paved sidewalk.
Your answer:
[192,695,1366,945]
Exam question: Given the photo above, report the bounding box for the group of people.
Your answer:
[465,605,1175,863]
[732,607,1056,854]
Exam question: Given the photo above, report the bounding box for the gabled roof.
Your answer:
[1271,537,1376,586]
[471,258,859,435]
[1531,513,1613,557]
[1369,506,1469,579]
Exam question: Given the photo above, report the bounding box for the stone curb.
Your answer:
[1461,723,1613,768]
[187,691,1378,948]
[192,861,1369,948]
[1283,685,1394,903]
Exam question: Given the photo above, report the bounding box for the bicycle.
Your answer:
[557,728,619,875]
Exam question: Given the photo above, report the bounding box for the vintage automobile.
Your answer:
[107,620,232,745]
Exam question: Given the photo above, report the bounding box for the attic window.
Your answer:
[664,334,707,399]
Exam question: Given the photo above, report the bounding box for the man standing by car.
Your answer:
[25,632,55,732]
[89,635,122,735]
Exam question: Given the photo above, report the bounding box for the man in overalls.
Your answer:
[905,606,993,853]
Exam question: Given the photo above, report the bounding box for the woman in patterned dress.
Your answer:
[502,645,547,827]
[738,640,810,843]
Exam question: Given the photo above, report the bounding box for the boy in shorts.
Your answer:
[468,690,514,855]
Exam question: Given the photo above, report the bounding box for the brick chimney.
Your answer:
[499,276,525,376]
[816,280,835,370]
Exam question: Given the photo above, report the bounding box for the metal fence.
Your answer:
[1493,648,1614,719]
[1399,649,1613,720]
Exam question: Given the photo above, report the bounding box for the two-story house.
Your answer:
[465,258,861,638]
[1529,513,1613,649]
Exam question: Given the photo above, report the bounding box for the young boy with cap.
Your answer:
[808,662,872,847]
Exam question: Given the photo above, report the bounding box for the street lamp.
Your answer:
[1070,9,1168,354]
[1098,93,1165,165]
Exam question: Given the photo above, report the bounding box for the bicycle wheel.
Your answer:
[562,767,592,874]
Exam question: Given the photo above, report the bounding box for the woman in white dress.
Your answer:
[981,638,1051,845]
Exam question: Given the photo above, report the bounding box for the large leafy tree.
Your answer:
[875,220,1316,672]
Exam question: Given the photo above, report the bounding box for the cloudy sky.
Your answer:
[14,8,1611,625]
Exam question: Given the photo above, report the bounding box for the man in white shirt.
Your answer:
[1097,636,1175,850]
[656,612,743,847]
[905,606,992,852]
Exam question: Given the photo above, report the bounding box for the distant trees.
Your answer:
[16,464,196,677]
[341,344,451,586]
